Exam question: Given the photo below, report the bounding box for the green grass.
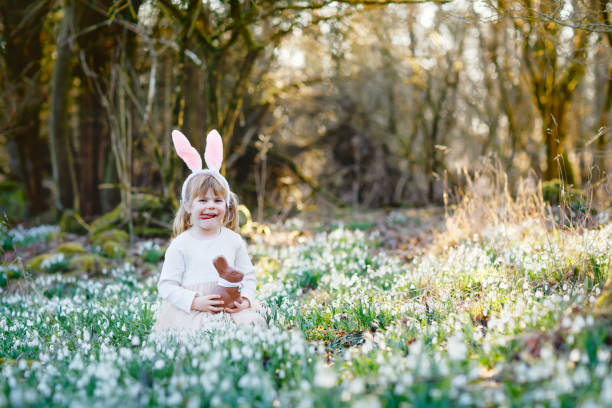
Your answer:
[0,215,611,407]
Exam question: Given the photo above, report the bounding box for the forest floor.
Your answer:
[1,205,611,407]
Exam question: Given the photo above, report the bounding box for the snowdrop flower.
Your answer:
[569,349,581,363]
[574,366,590,386]
[353,395,381,408]
[447,334,467,362]
[314,361,337,388]
[600,375,612,403]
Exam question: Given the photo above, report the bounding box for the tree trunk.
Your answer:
[595,0,612,182]
[49,0,77,212]
[206,57,223,131]
[1,0,51,215]
[222,49,260,156]
[101,151,119,213]
[73,0,125,219]
[595,65,611,180]
[543,101,576,185]
[509,0,588,185]
[183,59,204,146]
[76,87,106,217]
[49,0,78,214]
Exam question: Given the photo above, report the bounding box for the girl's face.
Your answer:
[188,190,226,234]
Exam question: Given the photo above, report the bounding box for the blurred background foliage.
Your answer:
[0,0,610,233]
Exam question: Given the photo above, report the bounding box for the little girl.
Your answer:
[152,129,266,332]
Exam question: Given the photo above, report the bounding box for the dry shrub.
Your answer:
[438,159,549,248]
[438,158,611,249]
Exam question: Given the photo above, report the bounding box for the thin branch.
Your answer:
[264,144,345,206]
[213,0,448,39]
[156,0,217,53]
[483,1,612,33]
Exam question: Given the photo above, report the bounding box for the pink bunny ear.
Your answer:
[204,129,223,171]
[172,130,202,172]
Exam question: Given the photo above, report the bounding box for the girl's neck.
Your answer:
[189,226,222,240]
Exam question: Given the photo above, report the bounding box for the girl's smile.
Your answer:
[188,190,226,237]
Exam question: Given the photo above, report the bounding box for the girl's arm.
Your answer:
[158,241,197,313]
[235,239,256,307]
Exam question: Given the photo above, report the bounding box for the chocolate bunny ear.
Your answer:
[172,130,202,172]
[204,129,223,172]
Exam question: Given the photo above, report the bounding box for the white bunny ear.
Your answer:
[172,130,203,172]
[204,129,223,171]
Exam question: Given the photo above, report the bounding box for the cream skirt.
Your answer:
[152,282,267,333]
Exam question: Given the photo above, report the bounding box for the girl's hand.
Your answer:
[224,297,251,313]
[191,294,224,314]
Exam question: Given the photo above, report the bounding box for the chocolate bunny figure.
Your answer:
[212,256,245,309]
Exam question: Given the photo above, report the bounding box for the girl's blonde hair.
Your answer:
[172,173,239,237]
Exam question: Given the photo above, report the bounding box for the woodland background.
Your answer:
[1,0,611,232]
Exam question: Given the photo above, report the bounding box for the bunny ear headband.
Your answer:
[172,129,232,208]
